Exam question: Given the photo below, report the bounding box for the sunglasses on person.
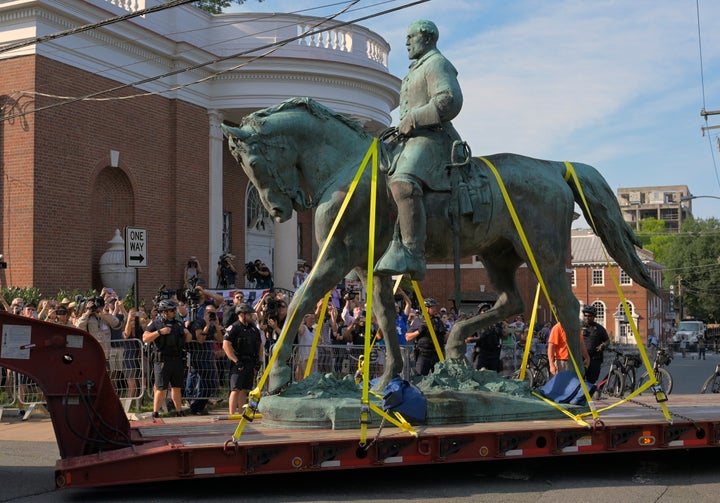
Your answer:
[56,310,68,315]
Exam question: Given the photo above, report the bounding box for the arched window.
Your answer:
[246,183,271,230]
[616,301,636,344]
[591,301,606,327]
[244,183,274,287]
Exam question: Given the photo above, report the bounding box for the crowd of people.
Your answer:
[1,266,624,419]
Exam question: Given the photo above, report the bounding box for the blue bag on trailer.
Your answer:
[537,370,596,406]
[382,376,427,422]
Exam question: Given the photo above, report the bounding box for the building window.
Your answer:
[222,211,231,254]
[619,269,632,286]
[591,302,606,327]
[617,301,635,344]
[592,269,604,286]
[247,184,270,229]
[570,269,576,286]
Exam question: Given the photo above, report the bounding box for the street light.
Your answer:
[678,195,720,230]
[680,195,720,202]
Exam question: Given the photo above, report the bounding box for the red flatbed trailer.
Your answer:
[2,313,720,489]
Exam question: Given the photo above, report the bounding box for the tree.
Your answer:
[637,217,673,267]
[662,217,720,323]
[194,0,263,15]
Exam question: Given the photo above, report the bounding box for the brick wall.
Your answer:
[0,55,228,303]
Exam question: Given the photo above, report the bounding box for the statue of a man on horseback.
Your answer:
[375,20,464,281]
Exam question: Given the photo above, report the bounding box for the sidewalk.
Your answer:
[0,408,56,442]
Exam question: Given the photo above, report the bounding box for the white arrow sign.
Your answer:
[125,227,148,268]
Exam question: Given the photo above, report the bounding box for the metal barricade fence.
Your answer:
[108,338,145,410]
[143,340,231,407]
[0,370,45,419]
[286,343,420,383]
[0,367,16,410]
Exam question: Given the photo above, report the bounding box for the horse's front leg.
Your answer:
[366,274,403,392]
[267,270,340,393]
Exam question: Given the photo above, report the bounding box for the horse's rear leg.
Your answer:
[545,272,583,373]
[364,274,403,392]
[445,258,524,360]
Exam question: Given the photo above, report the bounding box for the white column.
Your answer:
[208,109,224,271]
[274,214,298,291]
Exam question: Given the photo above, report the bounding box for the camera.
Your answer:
[262,295,280,323]
[87,296,105,312]
[344,289,359,300]
[208,312,217,320]
[218,253,234,265]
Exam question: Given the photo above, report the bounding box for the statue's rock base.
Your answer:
[259,361,576,430]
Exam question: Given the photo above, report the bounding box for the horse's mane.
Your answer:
[242,97,372,139]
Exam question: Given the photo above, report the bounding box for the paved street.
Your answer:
[1,351,720,501]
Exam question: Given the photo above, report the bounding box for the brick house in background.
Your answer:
[0,1,399,301]
[570,229,670,345]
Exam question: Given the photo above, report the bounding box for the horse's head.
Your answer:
[221,123,309,222]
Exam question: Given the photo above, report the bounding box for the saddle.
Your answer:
[378,129,490,224]
[454,157,490,224]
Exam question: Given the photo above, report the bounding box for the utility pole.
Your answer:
[677,274,683,323]
[701,109,720,147]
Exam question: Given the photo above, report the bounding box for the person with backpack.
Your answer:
[222,302,263,415]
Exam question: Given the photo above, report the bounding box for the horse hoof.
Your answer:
[268,368,291,395]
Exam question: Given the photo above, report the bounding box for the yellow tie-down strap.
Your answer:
[230,139,380,443]
[479,157,669,422]
[479,156,596,419]
[563,161,671,422]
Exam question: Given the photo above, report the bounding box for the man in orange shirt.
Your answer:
[547,323,590,375]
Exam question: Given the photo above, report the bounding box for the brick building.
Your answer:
[0,1,399,300]
[570,229,670,345]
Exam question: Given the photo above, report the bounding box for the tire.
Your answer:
[533,366,550,388]
[606,370,624,397]
[622,368,636,395]
[655,368,673,394]
[511,368,533,386]
[701,374,720,394]
[639,368,673,395]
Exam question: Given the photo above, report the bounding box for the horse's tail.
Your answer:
[564,162,661,297]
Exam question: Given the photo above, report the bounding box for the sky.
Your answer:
[230,0,720,225]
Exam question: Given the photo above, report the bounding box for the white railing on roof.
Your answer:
[215,15,390,70]
[297,23,352,53]
[106,0,145,13]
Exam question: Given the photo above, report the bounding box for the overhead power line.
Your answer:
[0,0,197,55]
[2,0,429,123]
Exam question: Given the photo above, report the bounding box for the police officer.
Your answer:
[223,303,263,415]
[143,299,192,419]
[406,298,447,376]
[581,305,610,383]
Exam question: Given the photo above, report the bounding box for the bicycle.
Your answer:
[700,363,720,393]
[594,347,641,399]
[637,345,673,395]
[511,350,550,389]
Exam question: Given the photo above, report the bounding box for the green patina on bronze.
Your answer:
[259,361,573,429]
[221,20,659,421]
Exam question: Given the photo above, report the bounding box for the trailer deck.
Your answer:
[2,312,720,489]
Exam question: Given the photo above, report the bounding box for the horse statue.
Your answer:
[221,97,659,394]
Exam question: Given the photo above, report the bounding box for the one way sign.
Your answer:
[124,227,148,268]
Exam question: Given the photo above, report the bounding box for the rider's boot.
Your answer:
[375,183,426,280]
